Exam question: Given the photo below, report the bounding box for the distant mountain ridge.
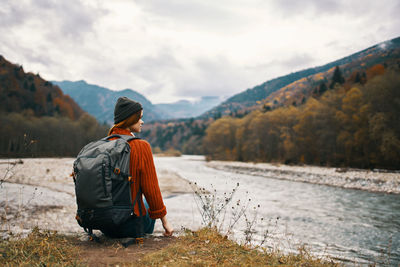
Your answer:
[53,80,223,124]
[52,80,164,124]
[155,96,223,119]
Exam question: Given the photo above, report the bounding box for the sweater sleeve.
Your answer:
[139,140,167,219]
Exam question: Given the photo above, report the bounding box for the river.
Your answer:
[155,155,400,266]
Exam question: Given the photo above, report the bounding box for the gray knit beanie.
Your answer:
[114,97,143,124]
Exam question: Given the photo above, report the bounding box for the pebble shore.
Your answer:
[206,161,400,194]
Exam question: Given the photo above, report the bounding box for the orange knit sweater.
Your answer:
[109,128,167,219]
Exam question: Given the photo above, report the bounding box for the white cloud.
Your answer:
[0,0,399,103]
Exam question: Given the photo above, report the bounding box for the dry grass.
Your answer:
[0,227,83,267]
[0,227,342,266]
[140,227,341,267]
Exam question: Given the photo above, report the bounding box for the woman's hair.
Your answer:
[108,110,142,135]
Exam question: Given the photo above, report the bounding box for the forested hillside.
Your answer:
[201,37,400,119]
[204,67,400,169]
[142,117,210,154]
[0,56,84,119]
[141,37,400,169]
[0,56,108,157]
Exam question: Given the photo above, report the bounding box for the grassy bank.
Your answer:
[0,227,82,266]
[141,228,339,266]
[1,227,339,266]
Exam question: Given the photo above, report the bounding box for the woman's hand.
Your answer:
[161,216,174,236]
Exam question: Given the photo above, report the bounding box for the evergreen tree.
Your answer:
[330,66,345,88]
[29,83,36,92]
[354,72,361,84]
[46,93,52,102]
[319,82,328,94]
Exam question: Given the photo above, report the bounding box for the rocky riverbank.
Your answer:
[206,161,400,194]
[0,158,192,238]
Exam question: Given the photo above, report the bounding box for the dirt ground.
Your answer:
[73,168,191,266]
[72,233,176,266]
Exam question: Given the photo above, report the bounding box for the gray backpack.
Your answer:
[72,134,142,239]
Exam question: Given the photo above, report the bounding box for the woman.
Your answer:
[103,96,173,238]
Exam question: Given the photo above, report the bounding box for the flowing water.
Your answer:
[155,155,400,266]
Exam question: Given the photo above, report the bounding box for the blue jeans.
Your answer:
[143,198,156,234]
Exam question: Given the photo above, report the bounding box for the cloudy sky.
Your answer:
[1,0,399,103]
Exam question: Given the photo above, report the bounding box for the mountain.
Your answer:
[0,55,109,157]
[256,37,400,112]
[54,80,224,124]
[140,36,400,155]
[52,80,169,124]
[201,36,400,119]
[0,55,84,120]
[154,96,223,119]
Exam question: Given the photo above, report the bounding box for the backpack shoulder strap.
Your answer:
[119,134,141,142]
[104,134,144,215]
[103,134,140,142]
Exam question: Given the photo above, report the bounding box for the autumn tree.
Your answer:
[204,67,400,169]
[203,116,238,160]
[364,70,400,167]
